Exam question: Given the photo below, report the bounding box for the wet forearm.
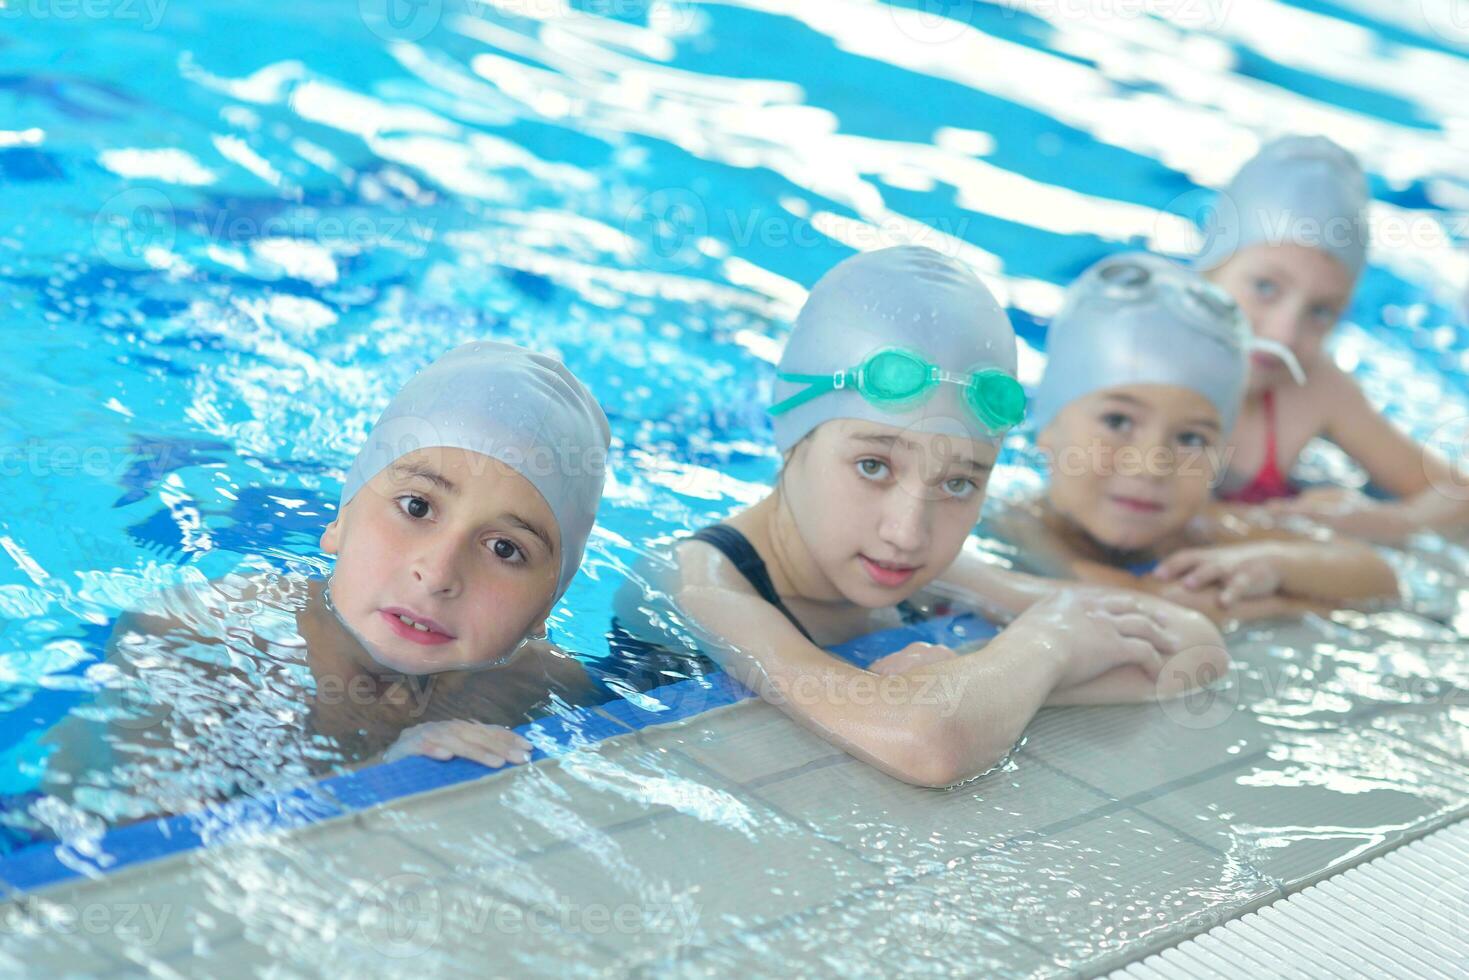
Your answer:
[1275,542,1397,601]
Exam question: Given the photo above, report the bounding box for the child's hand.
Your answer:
[868,641,958,675]
[1017,589,1171,688]
[384,721,533,768]
[1152,543,1283,606]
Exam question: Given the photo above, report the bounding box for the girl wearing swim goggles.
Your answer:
[618,246,1229,788]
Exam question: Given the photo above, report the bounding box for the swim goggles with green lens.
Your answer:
[769,346,1027,435]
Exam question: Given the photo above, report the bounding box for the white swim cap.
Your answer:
[339,341,610,603]
[1194,135,1370,278]
[1030,252,1301,436]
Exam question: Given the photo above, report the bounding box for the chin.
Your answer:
[360,636,458,676]
[842,569,926,610]
[1091,523,1161,554]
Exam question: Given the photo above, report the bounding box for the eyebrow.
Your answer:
[391,462,458,496]
[1097,396,1220,431]
[849,433,994,475]
[505,513,555,556]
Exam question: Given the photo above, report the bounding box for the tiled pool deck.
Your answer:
[3,617,1466,977]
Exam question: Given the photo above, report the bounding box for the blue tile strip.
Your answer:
[0,613,996,895]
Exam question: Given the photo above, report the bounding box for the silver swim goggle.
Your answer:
[1095,259,1306,385]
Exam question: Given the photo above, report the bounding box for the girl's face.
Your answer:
[781,419,996,608]
[1207,243,1356,393]
[320,447,561,676]
[1038,385,1222,553]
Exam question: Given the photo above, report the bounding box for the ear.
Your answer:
[1035,421,1059,463]
[320,519,341,555]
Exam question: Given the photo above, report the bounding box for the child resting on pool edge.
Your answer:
[617,246,1232,789]
[1195,135,1469,541]
[985,251,1398,623]
[38,341,610,823]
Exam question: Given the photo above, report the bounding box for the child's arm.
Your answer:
[1151,538,1397,607]
[969,503,1299,627]
[1319,363,1447,499]
[1276,363,1469,540]
[1269,484,1469,543]
[671,542,1180,788]
[1065,555,1338,625]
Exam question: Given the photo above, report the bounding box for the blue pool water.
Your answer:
[1,0,1468,854]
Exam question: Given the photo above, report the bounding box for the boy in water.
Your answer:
[38,341,610,825]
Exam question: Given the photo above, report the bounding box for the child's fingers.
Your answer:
[1220,568,1268,607]
[1151,552,1199,580]
[1180,559,1227,590]
[1106,611,1170,656]
[1096,592,1150,619]
[455,723,532,764]
[420,740,453,761]
[488,733,532,764]
[1218,572,1246,606]
[484,731,537,758]
[439,733,509,769]
[1120,637,1164,677]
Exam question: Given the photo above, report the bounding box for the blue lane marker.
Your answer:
[0,612,995,894]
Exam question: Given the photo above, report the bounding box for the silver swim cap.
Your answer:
[770,246,1020,454]
[1030,252,1302,436]
[1194,135,1370,277]
[339,341,610,603]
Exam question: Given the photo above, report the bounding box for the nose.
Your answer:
[1122,425,1174,482]
[1254,303,1304,354]
[878,483,930,556]
[410,534,464,598]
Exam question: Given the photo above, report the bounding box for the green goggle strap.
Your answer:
[769,371,846,416]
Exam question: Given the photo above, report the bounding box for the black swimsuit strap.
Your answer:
[688,525,815,642]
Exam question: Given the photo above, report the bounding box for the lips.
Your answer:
[379,607,455,646]
[1109,495,1166,514]
[860,555,919,588]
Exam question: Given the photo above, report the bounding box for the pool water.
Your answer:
[2,0,1469,972]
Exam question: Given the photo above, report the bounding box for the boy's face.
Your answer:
[320,447,561,676]
[1207,243,1356,393]
[782,419,996,608]
[1038,385,1221,553]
